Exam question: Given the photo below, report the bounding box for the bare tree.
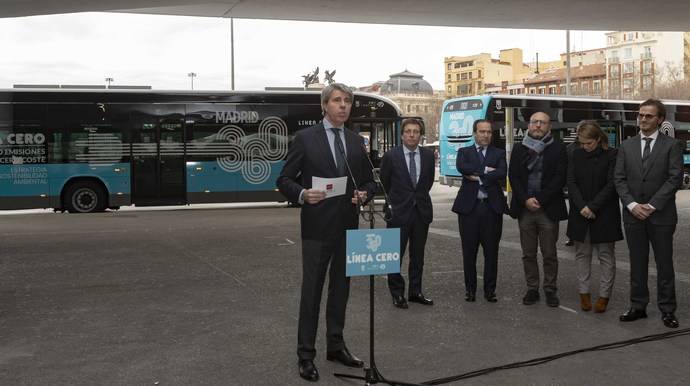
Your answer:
[654,62,690,100]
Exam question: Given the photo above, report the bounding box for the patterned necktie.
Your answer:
[642,137,652,170]
[331,128,346,176]
[408,151,417,188]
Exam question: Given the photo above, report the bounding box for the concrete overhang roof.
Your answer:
[1,0,689,31]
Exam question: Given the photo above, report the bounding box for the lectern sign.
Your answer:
[346,228,401,277]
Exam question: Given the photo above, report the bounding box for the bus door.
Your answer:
[351,119,397,168]
[130,107,186,206]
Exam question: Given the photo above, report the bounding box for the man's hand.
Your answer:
[485,166,496,172]
[525,197,541,212]
[580,206,596,220]
[352,190,368,205]
[465,175,480,182]
[630,204,650,220]
[304,189,326,204]
[639,203,656,216]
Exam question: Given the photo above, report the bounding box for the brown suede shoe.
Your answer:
[580,293,592,311]
[594,297,609,313]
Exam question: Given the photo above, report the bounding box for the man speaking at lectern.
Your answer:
[277,83,375,382]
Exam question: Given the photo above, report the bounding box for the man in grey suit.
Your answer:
[614,98,683,329]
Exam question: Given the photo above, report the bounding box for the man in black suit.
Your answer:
[614,99,683,329]
[508,111,568,307]
[452,119,506,303]
[379,118,436,309]
[277,83,376,382]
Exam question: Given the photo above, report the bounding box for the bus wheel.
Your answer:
[64,181,107,213]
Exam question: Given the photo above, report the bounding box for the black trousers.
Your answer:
[297,237,349,360]
[459,200,503,295]
[387,209,430,297]
[623,221,677,313]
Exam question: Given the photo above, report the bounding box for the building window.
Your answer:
[643,61,653,75]
[448,86,452,93]
[406,105,411,112]
[610,50,619,63]
[643,76,653,90]
[624,47,632,59]
[593,81,601,94]
[456,73,461,81]
[610,65,620,78]
[581,82,589,95]
[548,86,556,94]
[538,86,546,95]
[447,74,451,81]
[454,63,461,69]
[461,72,468,80]
[560,85,566,94]
[468,72,473,79]
[529,87,537,94]
[643,46,652,59]
[447,63,452,70]
[623,79,633,90]
[626,32,634,41]
[570,83,578,94]
[478,70,482,78]
[623,62,634,74]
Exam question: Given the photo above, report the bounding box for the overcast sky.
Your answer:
[0,12,607,91]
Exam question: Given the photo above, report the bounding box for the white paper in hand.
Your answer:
[312,176,347,198]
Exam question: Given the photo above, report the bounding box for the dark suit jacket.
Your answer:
[508,139,568,221]
[277,123,376,241]
[614,133,683,225]
[452,144,507,215]
[566,147,623,243]
[379,145,435,227]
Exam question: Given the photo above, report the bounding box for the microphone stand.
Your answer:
[332,140,420,386]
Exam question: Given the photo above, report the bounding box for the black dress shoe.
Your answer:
[327,347,364,368]
[484,293,497,303]
[522,289,540,305]
[298,359,319,382]
[662,312,679,328]
[619,308,647,322]
[392,295,408,309]
[408,293,434,305]
[465,293,476,302]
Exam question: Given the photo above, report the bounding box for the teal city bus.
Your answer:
[0,89,403,212]
[439,94,690,187]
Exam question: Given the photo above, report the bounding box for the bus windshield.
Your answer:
[438,96,490,180]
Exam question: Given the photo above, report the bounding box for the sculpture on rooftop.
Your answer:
[302,66,321,87]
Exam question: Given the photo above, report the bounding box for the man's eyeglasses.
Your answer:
[638,113,658,120]
[529,120,549,125]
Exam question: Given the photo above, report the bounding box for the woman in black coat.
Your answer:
[566,120,623,313]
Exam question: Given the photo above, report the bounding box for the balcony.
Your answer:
[609,57,620,63]
[640,53,653,60]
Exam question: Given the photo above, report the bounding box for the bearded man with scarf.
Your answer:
[508,111,568,307]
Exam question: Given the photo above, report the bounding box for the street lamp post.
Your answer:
[105,77,114,88]
[188,72,197,90]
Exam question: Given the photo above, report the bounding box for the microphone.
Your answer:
[333,133,363,209]
[361,143,394,222]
